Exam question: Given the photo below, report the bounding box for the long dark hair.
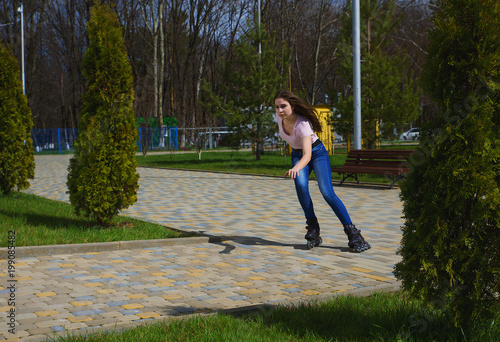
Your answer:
[274,90,322,133]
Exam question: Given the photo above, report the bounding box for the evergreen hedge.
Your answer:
[396,100,500,327]
[395,0,500,327]
[67,2,139,226]
[0,43,35,195]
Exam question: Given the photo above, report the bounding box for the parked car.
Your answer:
[400,128,419,141]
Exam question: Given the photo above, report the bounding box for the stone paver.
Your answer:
[0,154,404,341]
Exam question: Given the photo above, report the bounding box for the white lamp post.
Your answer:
[352,0,361,149]
[257,0,261,66]
[17,3,25,95]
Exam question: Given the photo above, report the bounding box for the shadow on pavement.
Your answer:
[207,235,352,254]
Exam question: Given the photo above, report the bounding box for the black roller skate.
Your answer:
[344,224,371,252]
[305,217,322,249]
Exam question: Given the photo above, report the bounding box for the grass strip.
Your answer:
[136,150,397,184]
[0,192,189,247]
[136,149,307,177]
[51,292,499,341]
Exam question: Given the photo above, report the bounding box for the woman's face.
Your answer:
[275,98,293,119]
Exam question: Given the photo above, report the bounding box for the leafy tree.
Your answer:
[395,0,500,328]
[421,0,500,126]
[67,2,139,226]
[203,24,290,161]
[0,43,35,195]
[332,0,421,148]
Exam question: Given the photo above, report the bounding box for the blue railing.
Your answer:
[32,128,78,154]
[137,126,179,152]
[31,127,179,154]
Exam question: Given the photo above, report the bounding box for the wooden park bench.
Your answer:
[331,149,415,189]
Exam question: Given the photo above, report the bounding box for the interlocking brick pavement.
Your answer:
[0,154,404,341]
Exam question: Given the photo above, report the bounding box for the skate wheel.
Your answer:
[353,242,371,253]
[316,237,323,247]
[306,240,314,249]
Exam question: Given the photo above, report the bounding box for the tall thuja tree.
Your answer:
[395,0,500,328]
[0,43,35,195]
[333,0,421,148]
[67,2,139,226]
[204,24,290,161]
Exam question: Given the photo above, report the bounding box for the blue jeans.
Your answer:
[291,142,351,226]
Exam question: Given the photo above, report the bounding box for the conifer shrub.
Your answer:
[0,43,35,195]
[395,0,500,327]
[395,100,500,327]
[67,2,139,226]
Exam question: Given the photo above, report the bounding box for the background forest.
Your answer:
[1,0,432,133]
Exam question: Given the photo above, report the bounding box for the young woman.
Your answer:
[274,90,370,252]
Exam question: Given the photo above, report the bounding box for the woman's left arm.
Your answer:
[284,135,312,180]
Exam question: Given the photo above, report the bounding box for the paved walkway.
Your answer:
[1,155,404,341]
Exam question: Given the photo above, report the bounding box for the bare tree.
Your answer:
[2,0,432,133]
[139,0,165,126]
[263,0,343,103]
[42,0,90,129]
[182,127,212,160]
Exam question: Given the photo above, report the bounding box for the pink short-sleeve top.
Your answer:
[276,114,318,149]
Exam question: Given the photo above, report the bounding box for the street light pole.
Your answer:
[257,0,261,66]
[352,0,362,149]
[18,3,25,95]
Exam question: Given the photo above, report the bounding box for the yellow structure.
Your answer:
[313,106,381,153]
[313,105,335,154]
[279,105,381,155]
[280,105,335,155]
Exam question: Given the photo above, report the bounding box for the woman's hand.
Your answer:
[285,135,313,180]
[284,168,300,180]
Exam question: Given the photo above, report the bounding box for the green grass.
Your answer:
[136,148,411,185]
[34,149,75,155]
[36,144,417,184]
[137,149,307,177]
[0,192,190,247]
[49,292,499,341]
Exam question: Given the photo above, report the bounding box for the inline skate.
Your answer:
[305,217,322,249]
[344,224,371,252]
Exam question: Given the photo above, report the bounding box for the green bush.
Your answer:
[67,2,139,226]
[421,0,500,114]
[395,0,500,328]
[395,101,500,327]
[0,43,35,195]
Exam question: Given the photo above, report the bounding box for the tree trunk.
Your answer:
[158,1,164,127]
[153,34,158,120]
[255,140,261,161]
[311,0,326,105]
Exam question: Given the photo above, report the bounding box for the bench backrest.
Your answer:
[344,149,415,169]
